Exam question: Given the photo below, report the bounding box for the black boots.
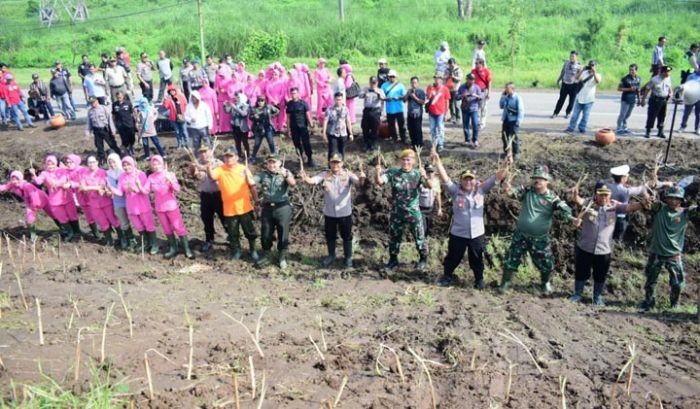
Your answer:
[322,239,336,267]
[342,239,353,268]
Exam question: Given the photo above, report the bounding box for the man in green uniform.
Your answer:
[374,148,433,272]
[254,154,297,269]
[640,186,699,311]
[499,165,579,294]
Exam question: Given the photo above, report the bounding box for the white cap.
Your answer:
[441,41,449,49]
[388,69,397,77]
[378,58,387,64]
[610,164,630,176]
[190,90,201,102]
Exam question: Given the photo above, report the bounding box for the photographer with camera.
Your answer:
[565,60,601,134]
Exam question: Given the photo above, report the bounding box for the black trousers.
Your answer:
[200,191,225,242]
[574,246,611,283]
[387,112,406,142]
[449,90,461,120]
[443,234,486,281]
[553,82,579,116]
[225,210,257,249]
[646,96,668,130]
[324,215,352,242]
[501,120,520,155]
[261,203,291,251]
[93,127,121,161]
[407,114,423,147]
[140,80,154,102]
[328,135,347,161]
[116,125,136,150]
[232,127,250,158]
[290,126,313,161]
[361,107,381,149]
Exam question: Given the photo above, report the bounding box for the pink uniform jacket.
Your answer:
[82,168,113,209]
[0,180,49,210]
[147,170,181,213]
[33,168,71,206]
[198,83,220,134]
[116,170,152,216]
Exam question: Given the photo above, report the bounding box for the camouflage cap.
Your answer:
[460,170,476,179]
[265,153,280,162]
[329,152,343,163]
[399,149,415,159]
[665,186,685,199]
[531,165,551,180]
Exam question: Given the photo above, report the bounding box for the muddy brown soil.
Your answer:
[0,122,699,408]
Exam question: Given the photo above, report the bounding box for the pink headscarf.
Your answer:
[10,170,24,181]
[65,154,82,167]
[121,156,136,171]
[149,155,164,166]
[45,155,58,166]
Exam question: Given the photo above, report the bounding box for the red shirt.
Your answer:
[162,93,188,121]
[3,81,22,106]
[425,84,451,116]
[471,67,492,91]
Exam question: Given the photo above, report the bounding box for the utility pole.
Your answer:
[338,0,345,22]
[197,0,205,62]
[466,0,474,18]
[457,0,465,20]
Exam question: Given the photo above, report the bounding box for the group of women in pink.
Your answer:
[207,59,356,135]
[1,153,194,259]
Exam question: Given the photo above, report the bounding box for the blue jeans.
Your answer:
[56,94,76,119]
[142,135,166,158]
[0,99,7,125]
[171,121,190,148]
[566,102,593,132]
[616,100,635,132]
[251,127,276,161]
[461,110,480,142]
[429,114,445,149]
[9,102,34,128]
[680,101,700,130]
[188,127,211,152]
[29,98,55,120]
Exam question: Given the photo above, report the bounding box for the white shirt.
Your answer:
[157,58,173,80]
[576,70,600,104]
[185,101,213,130]
[434,49,451,74]
[471,48,487,69]
[105,65,128,87]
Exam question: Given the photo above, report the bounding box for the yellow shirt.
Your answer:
[211,163,254,216]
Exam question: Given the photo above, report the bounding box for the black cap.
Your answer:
[466,73,475,80]
[223,146,238,156]
[478,39,486,45]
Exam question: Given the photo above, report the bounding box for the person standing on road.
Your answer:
[457,73,483,148]
[77,54,92,103]
[471,59,492,130]
[204,55,218,88]
[147,155,194,259]
[3,74,36,130]
[499,165,579,294]
[299,152,365,268]
[112,91,137,157]
[381,70,408,145]
[615,64,641,135]
[406,76,426,148]
[552,51,582,119]
[650,36,666,77]
[374,149,432,273]
[188,59,208,92]
[205,147,259,261]
[156,50,174,103]
[431,151,506,288]
[191,146,225,253]
[84,64,108,105]
[180,58,193,102]
[640,186,700,311]
[322,92,353,161]
[425,75,451,152]
[359,76,385,152]
[53,60,77,112]
[434,41,451,76]
[565,60,601,134]
[105,57,130,104]
[640,65,673,138]
[253,154,296,270]
[85,97,121,164]
[445,58,463,123]
[471,40,487,69]
[377,58,390,88]
[568,181,647,305]
[681,43,699,84]
[499,82,524,160]
[163,85,190,149]
[50,69,76,120]
[136,52,155,103]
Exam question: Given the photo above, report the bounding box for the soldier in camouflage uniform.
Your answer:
[374,149,433,272]
[499,165,578,294]
[640,186,700,311]
[253,154,297,270]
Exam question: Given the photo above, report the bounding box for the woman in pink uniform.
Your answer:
[0,170,55,241]
[340,64,356,124]
[265,68,288,132]
[215,70,233,134]
[244,74,261,104]
[64,154,99,238]
[314,58,333,121]
[30,155,80,241]
[234,62,249,83]
[198,80,220,135]
[147,155,193,259]
[256,70,268,96]
[79,156,120,245]
[110,156,159,255]
[300,63,313,107]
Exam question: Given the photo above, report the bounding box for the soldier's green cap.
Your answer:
[329,152,343,163]
[531,165,551,180]
[265,153,280,162]
[665,186,685,199]
[460,170,476,179]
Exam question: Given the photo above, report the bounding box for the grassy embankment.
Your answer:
[1,0,698,89]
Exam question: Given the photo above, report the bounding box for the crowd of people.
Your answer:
[0,37,699,314]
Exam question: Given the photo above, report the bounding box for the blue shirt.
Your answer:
[382,81,406,114]
[456,83,482,112]
[499,93,524,124]
[84,73,106,98]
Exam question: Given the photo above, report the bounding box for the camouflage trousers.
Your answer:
[502,230,554,283]
[388,209,427,257]
[643,253,685,298]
